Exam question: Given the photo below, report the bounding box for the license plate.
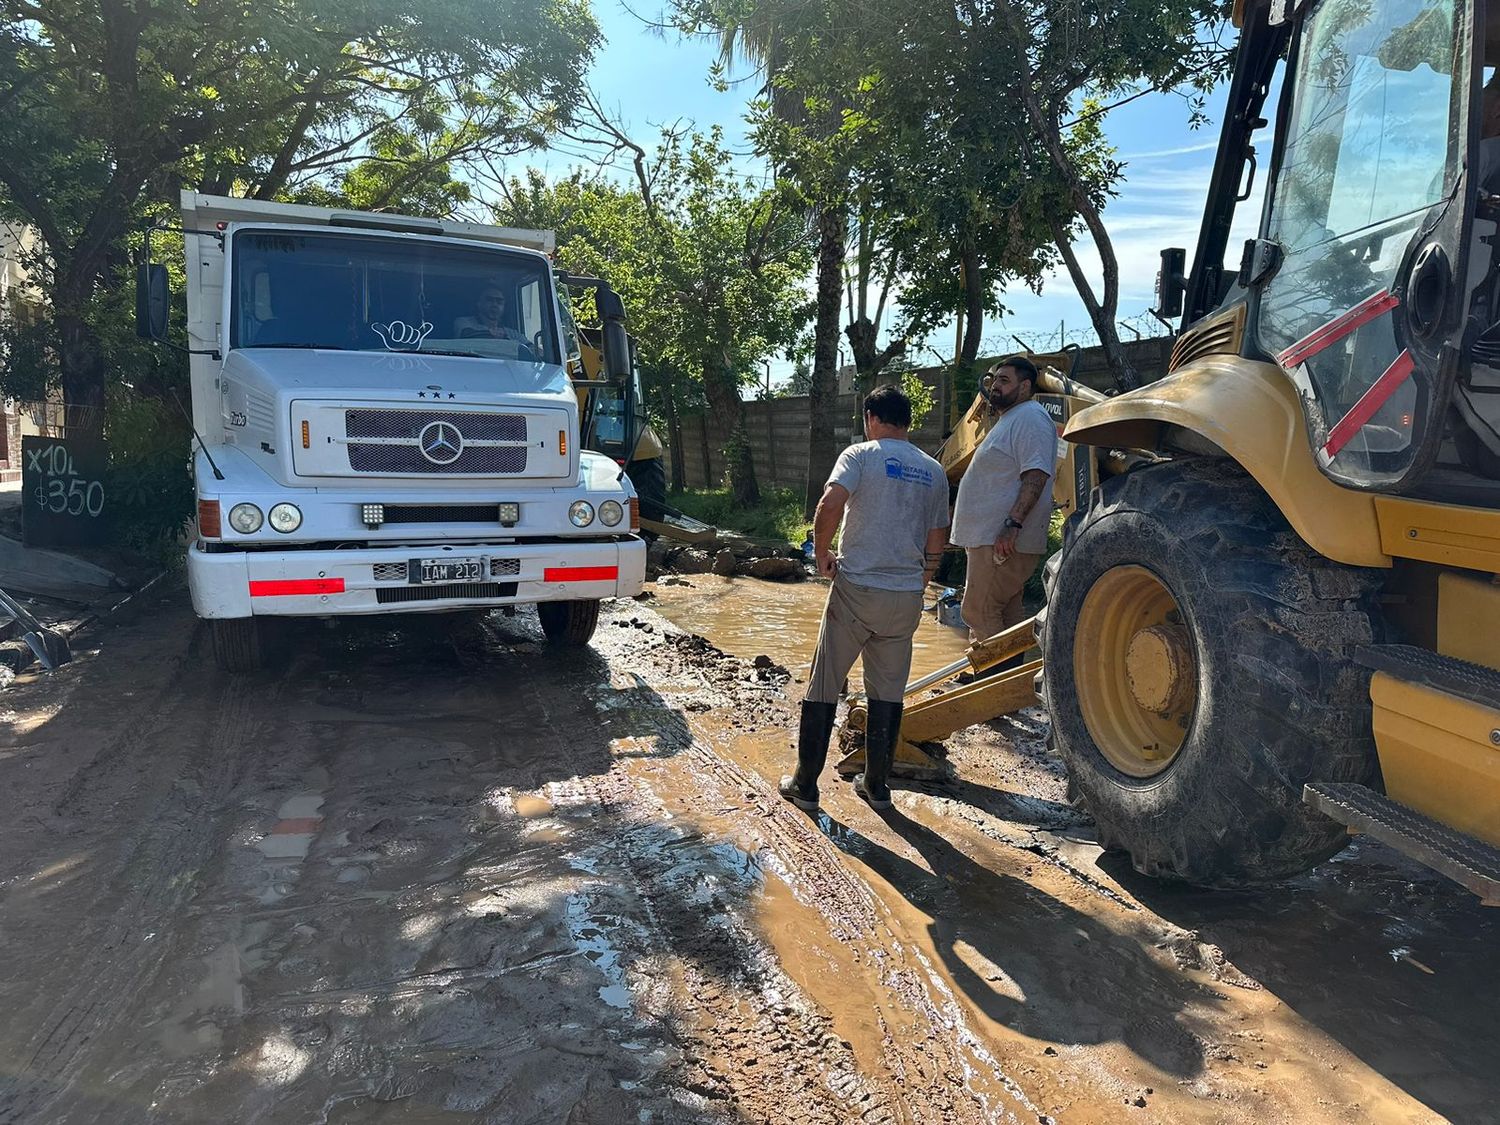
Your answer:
[413,557,483,584]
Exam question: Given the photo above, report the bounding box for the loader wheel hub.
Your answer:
[1074,566,1199,778]
[1125,624,1193,716]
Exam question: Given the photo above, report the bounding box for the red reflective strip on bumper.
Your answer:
[543,566,618,583]
[249,578,346,597]
[1277,289,1399,369]
[1321,349,1415,461]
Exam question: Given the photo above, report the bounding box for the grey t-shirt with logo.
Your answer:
[827,438,950,592]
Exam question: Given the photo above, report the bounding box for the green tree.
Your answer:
[493,128,812,506]
[0,0,599,430]
[999,5,1231,389]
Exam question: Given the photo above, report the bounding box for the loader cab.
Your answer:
[1162,0,1500,501]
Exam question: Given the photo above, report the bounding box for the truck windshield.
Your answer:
[230,229,561,365]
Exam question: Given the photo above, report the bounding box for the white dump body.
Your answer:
[178,191,643,621]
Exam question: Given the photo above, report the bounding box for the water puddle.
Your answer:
[564,894,633,1010]
[651,575,974,687]
[512,794,553,818]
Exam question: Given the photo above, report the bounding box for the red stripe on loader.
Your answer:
[1321,349,1415,461]
[1277,289,1400,369]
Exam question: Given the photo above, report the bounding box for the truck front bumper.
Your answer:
[188,537,646,619]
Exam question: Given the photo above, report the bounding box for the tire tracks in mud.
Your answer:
[0,630,280,1125]
[566,626,1047,1125]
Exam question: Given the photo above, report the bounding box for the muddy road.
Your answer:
[0,577,1495,1124]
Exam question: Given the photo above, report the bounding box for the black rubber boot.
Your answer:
[779,700,837,811]
[855,699,903,811]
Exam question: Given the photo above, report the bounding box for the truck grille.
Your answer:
[383,504,506,524]
[344,409,529,475]
[376,582,517,604]
[373,562,408,582]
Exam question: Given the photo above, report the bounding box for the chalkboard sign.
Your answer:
[22,435,108,547]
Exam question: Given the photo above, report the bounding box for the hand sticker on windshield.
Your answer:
[371,320,433,352]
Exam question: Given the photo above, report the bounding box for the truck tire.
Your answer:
[1041,458,1386,886]
[626,457,668,523]
[211,617,264,673]
[537,599,601,646]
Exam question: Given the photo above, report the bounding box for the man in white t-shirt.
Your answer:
[949,356,1058,645]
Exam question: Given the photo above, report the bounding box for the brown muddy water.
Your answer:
[650,575,975,687]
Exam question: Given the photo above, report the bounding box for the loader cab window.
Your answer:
[1257,0,1466,486]
[230,229,561,368]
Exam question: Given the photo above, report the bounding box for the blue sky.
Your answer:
[534,0,1265,381]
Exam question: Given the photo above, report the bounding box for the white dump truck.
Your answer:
[136,192,646,670]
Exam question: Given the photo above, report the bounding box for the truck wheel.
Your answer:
[1041,458,1386,886]
[537,599,601,646]
[211,617,264,673]
[626,457,668,523]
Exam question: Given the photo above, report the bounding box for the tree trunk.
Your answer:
[55,262,107,438]
[805,203,846,518]
[702,358,759,507]
[959,245,984,365]
[663,381,686,492]
[1021,86,1140,393]
[1047,215,1137,393]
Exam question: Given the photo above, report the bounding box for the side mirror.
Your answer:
[135,263,170,340]
[1155,247,1187,319]
[598,286,631,382]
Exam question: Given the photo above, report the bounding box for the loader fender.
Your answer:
[1064,356,1389,568]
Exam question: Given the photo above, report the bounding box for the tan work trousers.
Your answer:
[806,573,924,704]
[961,547,1043,643]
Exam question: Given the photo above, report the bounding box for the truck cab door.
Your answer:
[1252,0,1479,491]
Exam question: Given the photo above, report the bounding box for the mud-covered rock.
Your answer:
[747,557,806,582]
[674,549,714,574]
[713,548,739,576]
[728,542,783,561]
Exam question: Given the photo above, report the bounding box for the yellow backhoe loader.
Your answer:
[851,0,1500,903]
[559,277,715,545]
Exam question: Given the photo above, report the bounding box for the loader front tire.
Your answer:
[1042,459,1386,886]
[211,617,265,673]
[537,599,601,647]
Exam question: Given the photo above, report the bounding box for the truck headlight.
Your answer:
[228,503,263,534]
[268,503,302,533]
[599,500,624,527]
[568,500,595,527]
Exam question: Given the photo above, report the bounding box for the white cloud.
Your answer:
[1118,140,1220,161]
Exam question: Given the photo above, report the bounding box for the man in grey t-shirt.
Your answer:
[779,385,950,814]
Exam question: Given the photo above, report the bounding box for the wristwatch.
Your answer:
[1003,517,1025,531]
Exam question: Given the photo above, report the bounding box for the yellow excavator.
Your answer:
[846,0,1500,903]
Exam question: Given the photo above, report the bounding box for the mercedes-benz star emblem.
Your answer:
[418,420,464,465]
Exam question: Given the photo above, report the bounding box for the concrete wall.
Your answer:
[666,334,1172,496]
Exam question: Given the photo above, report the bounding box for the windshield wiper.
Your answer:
[418,348,487,359]
[248,342,348,351]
